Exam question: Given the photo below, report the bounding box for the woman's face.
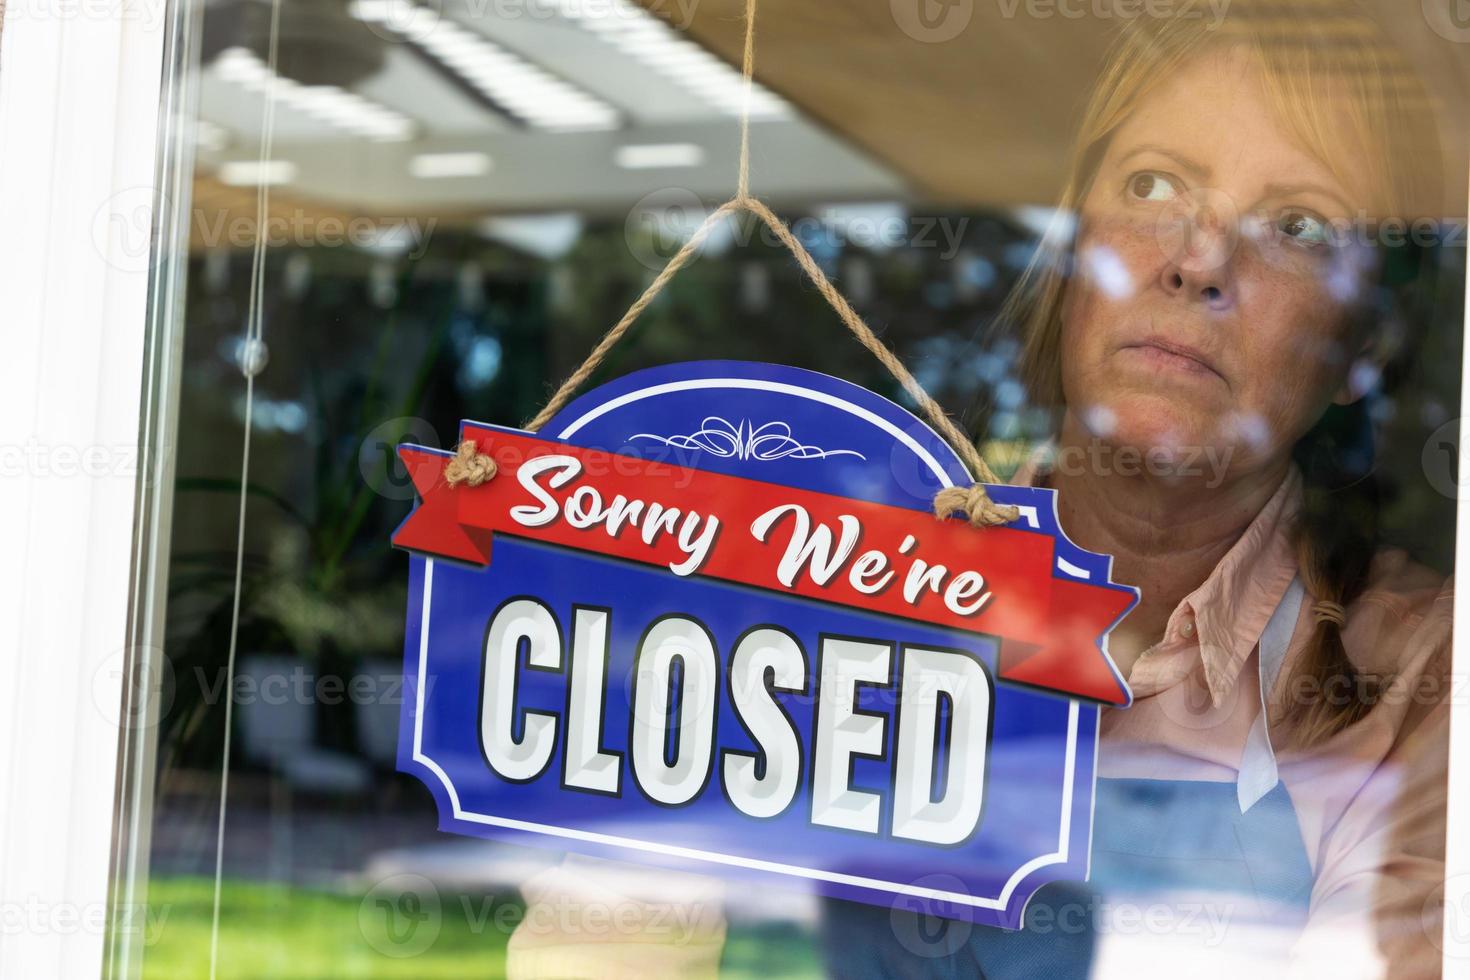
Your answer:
[1060,46,1376,479]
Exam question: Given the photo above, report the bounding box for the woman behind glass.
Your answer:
[821,5,1454,978]
[508,3,1456,977]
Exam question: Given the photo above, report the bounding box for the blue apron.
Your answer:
[820,580,1314,978]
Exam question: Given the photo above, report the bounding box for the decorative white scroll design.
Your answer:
[629,416,866,461]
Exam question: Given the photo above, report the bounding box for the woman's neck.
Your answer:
[1044,415,1289,675]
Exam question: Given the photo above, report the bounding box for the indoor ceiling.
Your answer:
[192,0,906,219]
[191,0,1470,227]
[656,0,1470,213]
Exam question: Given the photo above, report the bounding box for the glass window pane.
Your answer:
[113,0,1470,976]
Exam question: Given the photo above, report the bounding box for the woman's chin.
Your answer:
[1075,396,1225,460]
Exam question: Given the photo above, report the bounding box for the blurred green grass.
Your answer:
[139,876,821,979]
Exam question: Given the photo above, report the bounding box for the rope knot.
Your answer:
[443,440,497,487]
[932,484,1020,528]
[1311,600,1347,629]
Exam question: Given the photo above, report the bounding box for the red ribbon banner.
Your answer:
[393,426,1135,706]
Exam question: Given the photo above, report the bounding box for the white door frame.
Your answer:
[0,0,172,975]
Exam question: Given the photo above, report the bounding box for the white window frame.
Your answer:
[0,0,182,975]
[0,1,1467,976]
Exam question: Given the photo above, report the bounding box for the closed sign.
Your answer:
[392,361,1136,928]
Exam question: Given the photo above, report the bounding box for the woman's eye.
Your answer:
[1278,210,1330,246]
[1126,171,1180,203]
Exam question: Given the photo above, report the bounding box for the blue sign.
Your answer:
[394,360,1136,928]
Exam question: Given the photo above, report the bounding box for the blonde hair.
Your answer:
[1001,1,1445,746]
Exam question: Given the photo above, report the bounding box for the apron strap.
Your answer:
[1237,575,1305,813]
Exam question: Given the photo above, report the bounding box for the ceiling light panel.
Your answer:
[547,0,791,120]
[352,0,622,132]
[218,159,299,186]
[614,142,704,169]
[410,151,494,178]
[213,46,416,143]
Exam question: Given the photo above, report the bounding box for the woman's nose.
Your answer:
[1158,202,1237,311]
[1161,263,1232,310]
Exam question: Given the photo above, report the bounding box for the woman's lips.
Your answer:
[1118,338,1224,381]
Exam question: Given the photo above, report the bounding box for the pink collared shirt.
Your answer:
[1076,465,1454,978]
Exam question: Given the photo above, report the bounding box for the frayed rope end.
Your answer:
[932,484,1020,528]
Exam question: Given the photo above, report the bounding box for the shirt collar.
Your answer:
[1170,468,1301,707]
[1013,444,1302,707]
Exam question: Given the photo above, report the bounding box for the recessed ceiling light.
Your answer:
[557,0,791,121]
[614,143,705,169]
[192,119,231,152]
[213,46,416,143]
[350,1,621,132]
[410,151,494,178]
[479,213,584,260]
[218,160,298,186]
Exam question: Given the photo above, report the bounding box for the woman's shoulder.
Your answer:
[1344,546,1452,679]
[1360,546,1452,616]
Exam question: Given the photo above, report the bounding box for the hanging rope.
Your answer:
[463,0,1017,526]
[522,198,742,433]
[736,0,757,201]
